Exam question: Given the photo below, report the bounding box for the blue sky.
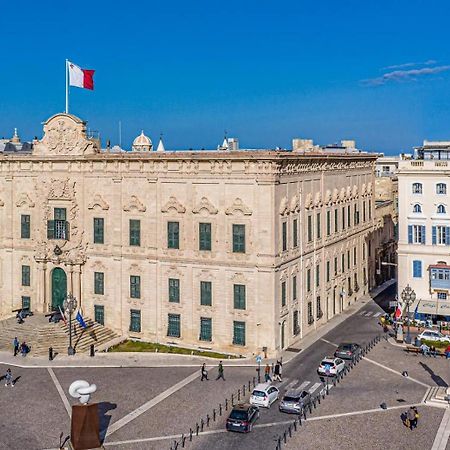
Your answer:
[2,0,450,153]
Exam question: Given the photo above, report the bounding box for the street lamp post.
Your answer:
[63,293,78,356]
[400,285,416,345]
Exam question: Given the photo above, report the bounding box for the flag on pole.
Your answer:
[76,310,88,329]
[394,302,403,320]
[68,61,95,90]
[58,305,68,326]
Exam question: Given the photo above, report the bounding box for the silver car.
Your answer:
[279,389,311,414]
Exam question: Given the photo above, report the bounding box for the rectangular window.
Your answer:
[94,305,104,325]
[282,221,287,251]
[316,213,321,239]
[307,301,314,324]
[93,218,104,244]
[353,247,357,266]
[293,219,298,248]
[326,261,330,282]
[199,223,212,251]
[292,275,297,301]
[354,204,359,225]
[21,265,30,286]
[21,296,30,310]
[432,226,450,245]
[412,260,422,278]
[334,257,338,276]
[200,281,212,306]
[129,219,141,246]
[409,225,425,244]
[363,242,366,260]
[233,284,246,310]
[438,292,448,300]
[368,201,372,220]
[200,317,212,341]
[307,215,313,242]
[130,275,141,299]
[233,321,246,345]
[306,269,311,292]
[334,208,338,233]
[21,214,30,239]
[342,207,345,230]
[281,281,286,307]
[316,264,320,287]
[341,254,345,273]
[232,224,246,253]
[293,310,300,336]
[49,207,68,240]
[94,272,104,295]
[168,278,180,303]
[129,309,141,332]
[326,210,331,236]
[168,221,180,249]
[363,201,366,222]
[347,205,351,228]
[316,296,322,319]
[167,313,181,337]
[354,273,358,291]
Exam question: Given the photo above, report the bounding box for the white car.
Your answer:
[249,383,279,408]
[317,357,345,377]
[417,330,450,343]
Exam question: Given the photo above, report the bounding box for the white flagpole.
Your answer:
[65,59,69,114]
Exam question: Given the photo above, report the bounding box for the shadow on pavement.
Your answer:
[98,401,117,442]
[419,362,448,387]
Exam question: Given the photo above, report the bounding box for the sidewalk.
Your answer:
[0,279,396,369]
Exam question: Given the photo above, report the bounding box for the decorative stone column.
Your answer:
[36,262,47,313]
[73,265,82,308]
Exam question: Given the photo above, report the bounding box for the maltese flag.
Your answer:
[68,61,95,90]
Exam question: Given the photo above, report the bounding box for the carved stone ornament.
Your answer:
[346,186,352,199]
[192,197,218,215]
[332,188,339,203]
[352,185,358,198]
[339,188,346,201]
[290,194,300,213]
[88,194,110,211]
[367,182,373,193]
[279,197,289,215]
[33,113,100,156]
[48,178,75,200]
[324,190,332,205]
[123,195,146,212]
[225,198,252,216]
[305,192,313,209]
[15,193,35,208]
[361,183,367,195]
[314,192,322,207]
[161,196,186,214]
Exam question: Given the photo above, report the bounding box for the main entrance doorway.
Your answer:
[51,267,67,310]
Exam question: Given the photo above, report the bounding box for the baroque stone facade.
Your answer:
[0,113,382,356]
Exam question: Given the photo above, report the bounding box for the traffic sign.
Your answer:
[256,355,262,364]
[324,364,331,376]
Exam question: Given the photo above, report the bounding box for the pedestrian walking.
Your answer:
[273,362,281,382]
[20,341,29,357]
[407,407,416,430]
[4,368,13,387]
[264,364,272,382]
[278,360,283,381]
[12,337,19,357]
[201,363,208,381]
[413,406,419,429]
[216,361,225,381]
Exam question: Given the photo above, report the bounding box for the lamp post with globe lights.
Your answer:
[401,285,416,344]
[63,293,78,355]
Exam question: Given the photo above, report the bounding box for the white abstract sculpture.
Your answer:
[69,380,97,405]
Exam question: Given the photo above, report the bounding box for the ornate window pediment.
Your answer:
[161,196,186,214]
[279,197,289,216]
[16,193,35,208]
[123,195,146,212]
[305,192,313,209]
[314,192,322,207]
[225,198,252,216]
[88,194,110,211]
[290,194,301,213]
[192,197,218,215]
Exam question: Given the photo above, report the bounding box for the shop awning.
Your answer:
[415,300,450,315]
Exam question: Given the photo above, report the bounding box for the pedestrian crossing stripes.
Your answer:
[359,310,383,318]
[373,312,382,318]
[278,379,332,396]
[308,382,322,394]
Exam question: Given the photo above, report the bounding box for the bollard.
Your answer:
[196,423,199,436]
[289,425,292,438]
[253,376,256,387]
[219,403,222,416]
[333,378,336,387]
[206,414,210,427]
[90,344,95,357]
[303,407,307,420]
[248,380,251,391]
[189,429,193,441]
[201,418,204,432]
[283,431,287,444]
[213,409,216,421]
[48,347,53,361]
[294,420,297,431]
[173,441,178,450]
[313,398,316,409]
[181,435,185,448]
[317,395,321,405]
[337,375,340,383]
[278,437,282,449]
[238,389,241,401]
[243,384,246,396]
[308,403,312,414]
[298,414,302,425]
[231,394,234,406]
[225,399,228,411]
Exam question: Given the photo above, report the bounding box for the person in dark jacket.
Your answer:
[201,363,208,381]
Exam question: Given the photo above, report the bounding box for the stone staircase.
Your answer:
[0,313,120,356]
[424,386,450,408]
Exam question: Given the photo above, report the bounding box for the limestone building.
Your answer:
[0,113,382,356]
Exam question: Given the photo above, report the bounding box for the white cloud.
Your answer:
[363,64,450,86]
[383,60,437,70]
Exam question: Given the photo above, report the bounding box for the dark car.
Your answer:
[334,343,361,360]
[279,389,311,414]
[226,403,259,433]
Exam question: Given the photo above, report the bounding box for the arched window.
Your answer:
[437,183,447,195]
[412,183,423,194]
[437,204,446,214]
[413,204,422,213]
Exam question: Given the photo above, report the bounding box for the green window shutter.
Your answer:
[21,265,30,287]
[327,210,331,236]
[293,219,298,247]
[21,296,31,310]
[307,215,312,242]
[130,275,141,299]
[129,309,141,332]
[316,213,321,239]
[167,314,181,337]
[281,281,286,307]
[233,284,246,310]
[168,278,180,303]
[307,269,311,292]
[292,275,297,301]
[94,218,104,244]
[64,221,70,241]
[21,215,30,239]
[232,224,245,253]
[168,221,180,249]
[94,305,104,325]
[233,321,246,346]
[326,261,330,282]
[199,223,212,251]
[200,281,212,306]
[316,265,320,287]
[282,222,287,251]
[47,220,55,239]
[334,209,338,233]
[200,317,212,341]
[129,219,141,246]
[293,310,300,335]
[94,272,104,295]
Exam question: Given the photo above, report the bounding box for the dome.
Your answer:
[132,131,152,151]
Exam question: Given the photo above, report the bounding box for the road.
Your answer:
[191,284,397,450]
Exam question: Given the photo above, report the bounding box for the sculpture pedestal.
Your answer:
[71,403,102,450]
[396,325,404,343]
